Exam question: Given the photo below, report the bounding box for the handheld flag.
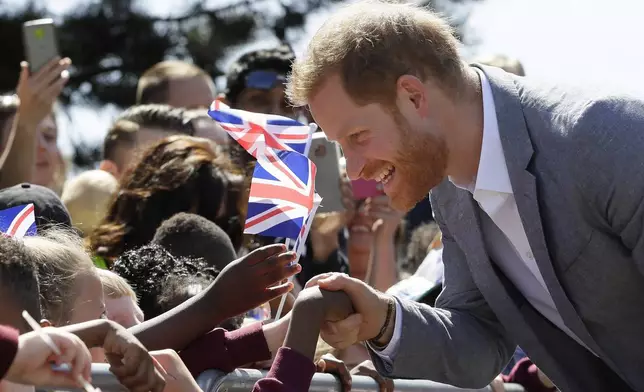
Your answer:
[244,150,317,239]
[0,204,37,238]
[208,100,315,157]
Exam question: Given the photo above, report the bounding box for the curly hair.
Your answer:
[112,243,219,320]
[88,135,244,264]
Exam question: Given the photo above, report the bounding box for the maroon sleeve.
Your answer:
[179,322,271,377]
[252,347,316,392]
[0,326,19,380]
[502,357,557,392]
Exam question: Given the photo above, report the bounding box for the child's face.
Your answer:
[68,271,106,325]
[105,296,144,328]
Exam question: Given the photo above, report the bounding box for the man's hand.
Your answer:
[151,349,202,392]
[211,244,300,318]
[350,360,394,392]
[16,57,70,130]
[6,329,92,388]
[103,322,165,392]
[305,273,393,349]
[316,354,352,392]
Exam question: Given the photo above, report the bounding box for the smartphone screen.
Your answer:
[23,19,60,73]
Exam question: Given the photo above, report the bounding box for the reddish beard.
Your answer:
[388,114,448,211]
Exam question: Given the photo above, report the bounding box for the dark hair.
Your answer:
[156,261,243,331]
[0,235,42,330]
[225,45,295,104]
[402,222,441,275]
[137,61,212,104]
[90,135,243,264]
[103,104,195,163]
[112,243,218,319]
[152,213,237,270]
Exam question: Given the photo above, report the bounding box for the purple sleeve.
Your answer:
[180,322,272,377]
[0,326,19,380]
[252,347,316,392]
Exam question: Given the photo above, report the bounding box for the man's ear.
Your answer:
[39,319,53,328]
[99,160,120,180]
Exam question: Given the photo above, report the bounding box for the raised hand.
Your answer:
[211,244,300,318]
[17,57,70,129]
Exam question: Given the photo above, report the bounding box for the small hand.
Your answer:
[350,360,394,392]
[16,57,70,129]
[103,322,165,392]
[211,244,300,318]
[316,354,352,392]
[6,328,92,388]
[305,273,391,349]
[151,349,202,392]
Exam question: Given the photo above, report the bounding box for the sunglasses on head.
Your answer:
[244,70,285,90]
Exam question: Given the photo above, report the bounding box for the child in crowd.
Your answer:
[97,269,144,328]
[22,229,105,326]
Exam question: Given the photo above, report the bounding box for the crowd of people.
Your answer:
[1,1,640,392]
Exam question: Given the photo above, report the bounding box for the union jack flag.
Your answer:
[244,150,317,239]
[0,204,37,238]
[208,100,315,157]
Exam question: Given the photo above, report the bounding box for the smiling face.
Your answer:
[309,74,449,211]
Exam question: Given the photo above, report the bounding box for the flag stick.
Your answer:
[274,238,297,321]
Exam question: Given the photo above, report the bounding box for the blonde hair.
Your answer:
[97,268,137,301]
[61,170,118,236]
[287,0,465,107]
[23,229,96,325]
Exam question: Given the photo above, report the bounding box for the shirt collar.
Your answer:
[469,68,514,195]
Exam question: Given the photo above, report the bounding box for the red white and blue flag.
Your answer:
[208,100,315,157]
[244,150,317,239]
[0,204,37,238]
[208,100,321,240]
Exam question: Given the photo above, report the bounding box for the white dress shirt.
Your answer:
[371,68,593,370]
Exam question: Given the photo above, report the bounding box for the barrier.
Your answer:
[196,368,525,392]
[43,364,525,392]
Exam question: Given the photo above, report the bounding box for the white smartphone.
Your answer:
[23,19,60,73]
[308,131,344,213]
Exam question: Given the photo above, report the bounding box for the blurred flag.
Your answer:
[208,99,315,157]
[245,150,317,239]
[0,204,37,238]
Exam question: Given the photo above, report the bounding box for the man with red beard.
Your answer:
[288,2,644,392]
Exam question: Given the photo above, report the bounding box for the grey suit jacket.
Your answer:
[369,65,644,392]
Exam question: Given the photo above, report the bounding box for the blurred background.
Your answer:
[1,0,642,174]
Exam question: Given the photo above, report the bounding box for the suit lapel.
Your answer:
[447,188,544,350]
[477,64,605,357]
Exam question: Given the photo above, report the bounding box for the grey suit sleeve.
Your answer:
[571,97,644,274]
[368,205,514,388]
